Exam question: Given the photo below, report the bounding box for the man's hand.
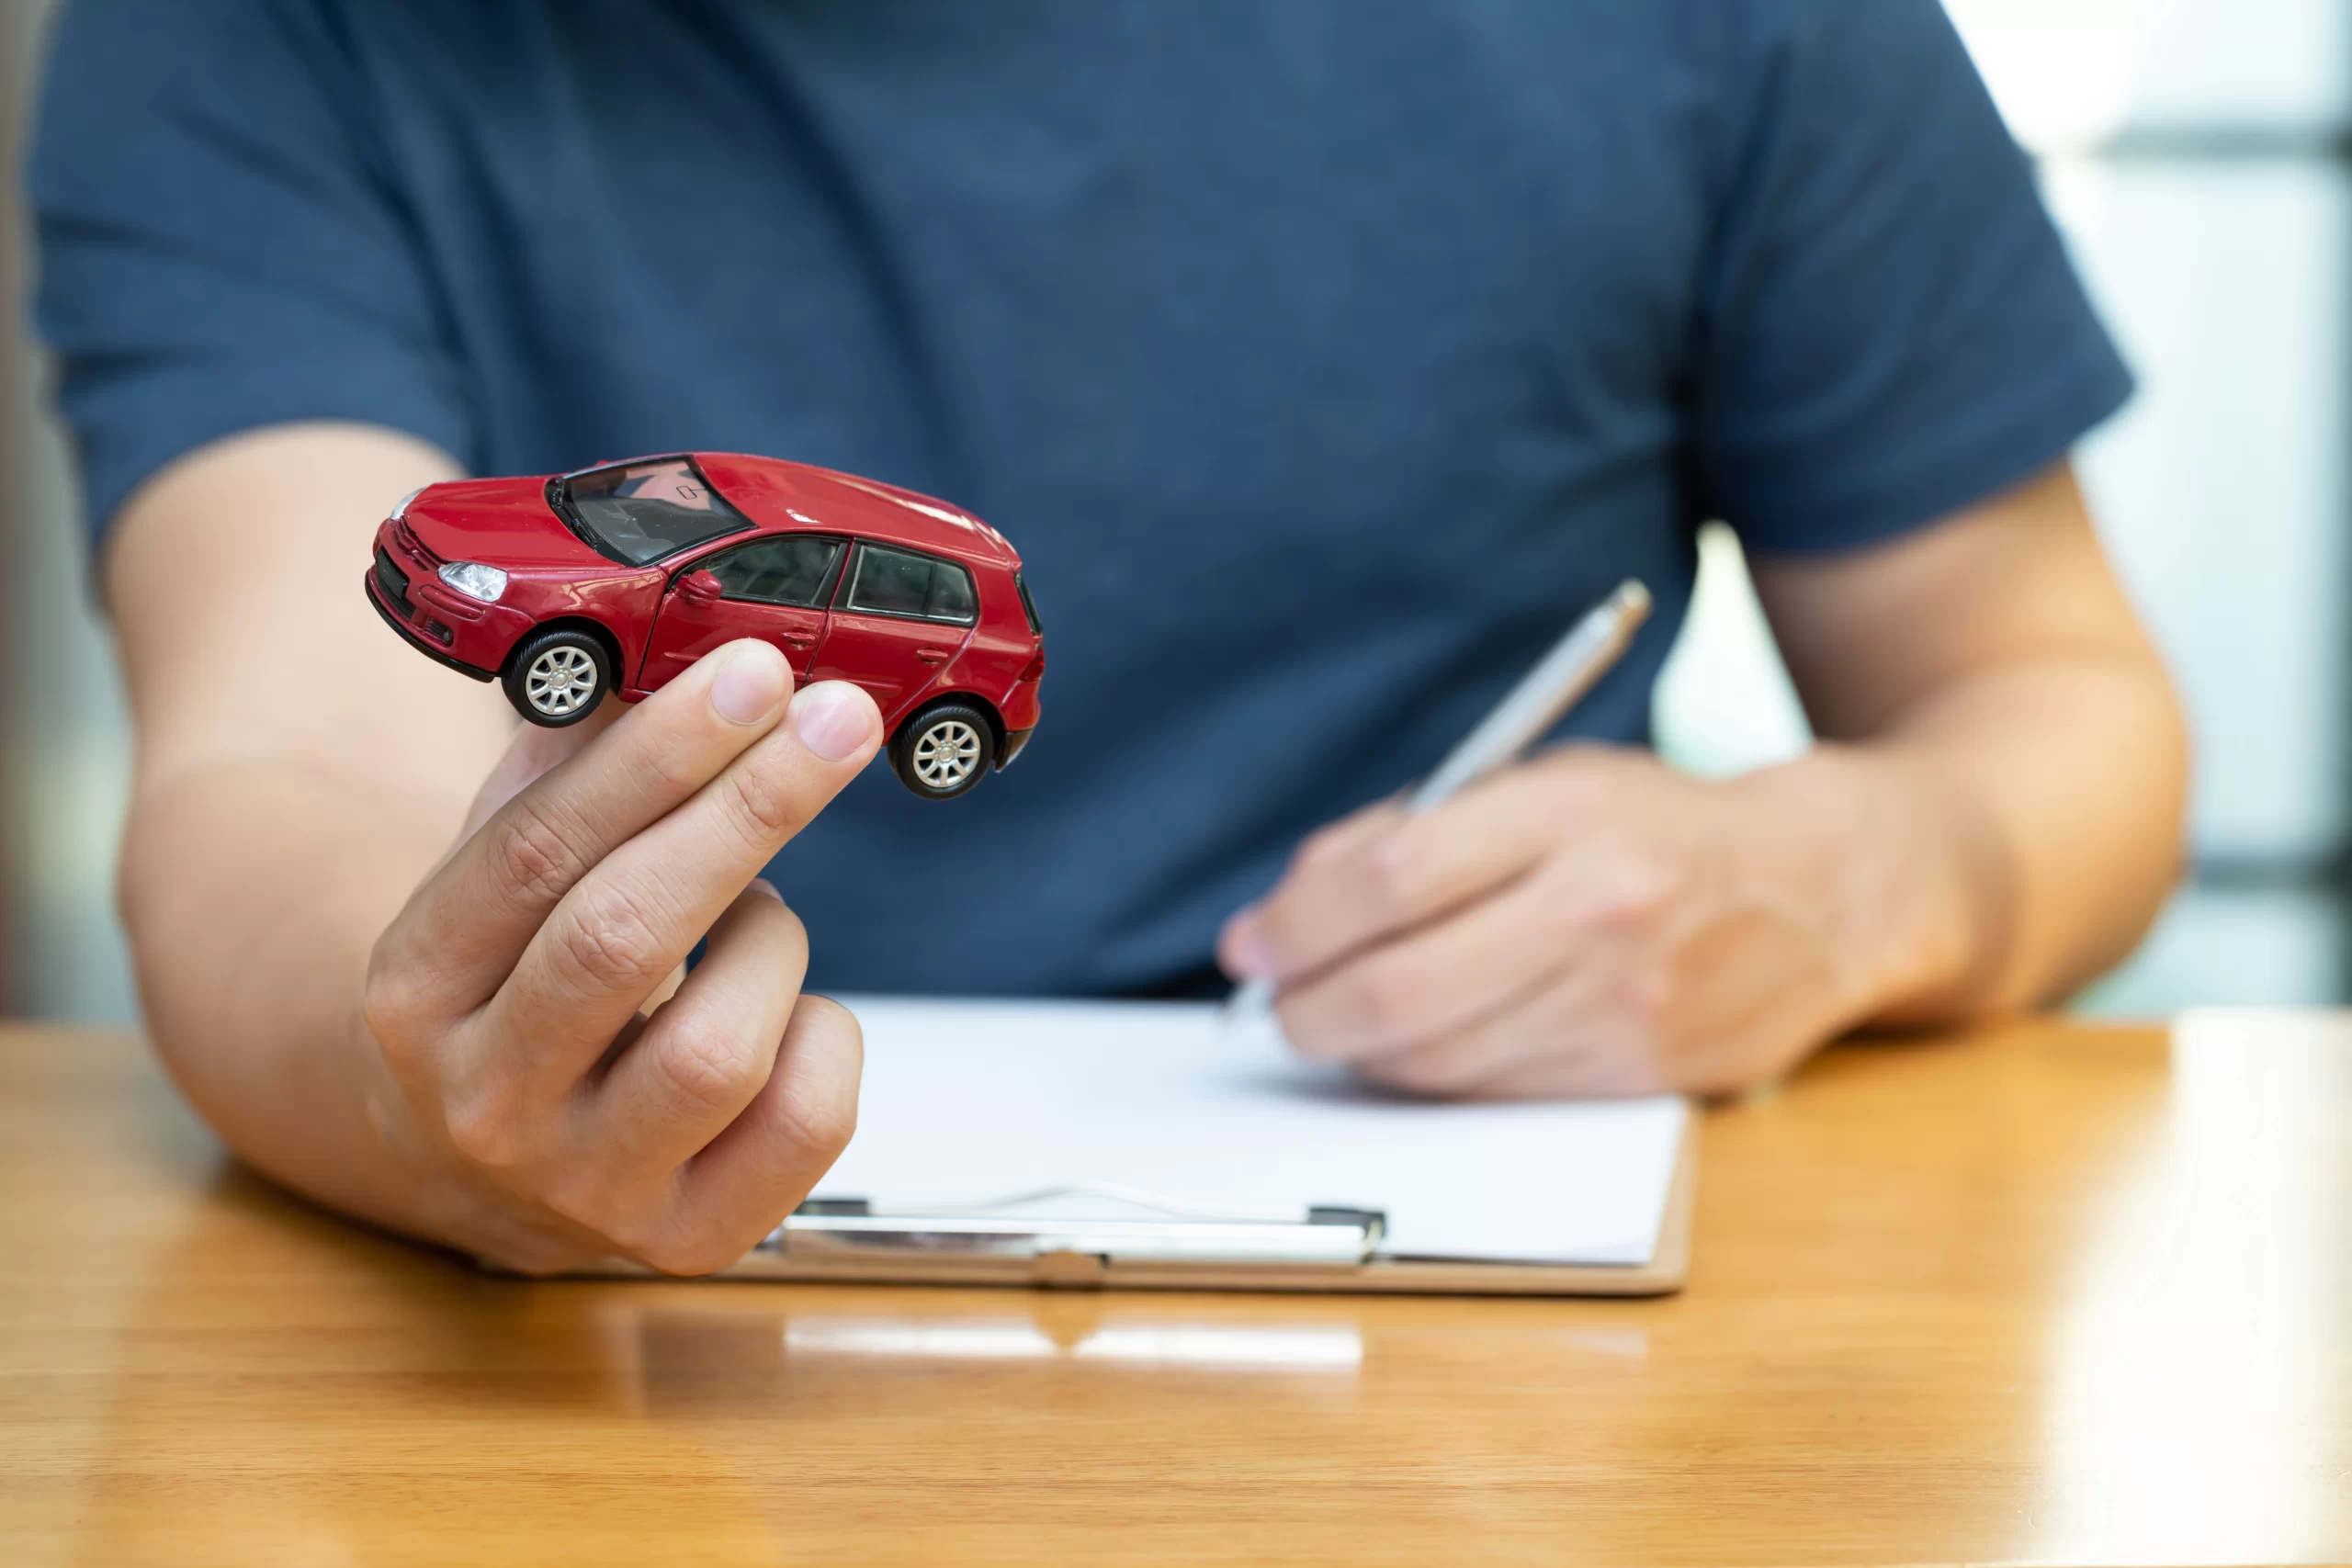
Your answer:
[106,425,906,1270]
[1219,463,2187,1099]
[362,643,881,1275]
[1217,745,1962,1098]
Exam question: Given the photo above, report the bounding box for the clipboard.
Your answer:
[704,1141,1695,1295]
[576,998,1698,1297]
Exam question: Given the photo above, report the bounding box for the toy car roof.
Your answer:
[665,452,1015,566]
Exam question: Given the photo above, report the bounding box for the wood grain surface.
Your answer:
[3,1011,2347,1566]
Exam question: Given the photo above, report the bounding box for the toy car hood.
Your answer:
[399,477,620,571]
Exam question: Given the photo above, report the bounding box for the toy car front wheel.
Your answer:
[503,626,612,727]
[890,700,997,800]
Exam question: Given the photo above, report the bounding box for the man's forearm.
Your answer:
[1746,465,2190,1028]
[1750,651,2188,1028]
[121,761,463,1235]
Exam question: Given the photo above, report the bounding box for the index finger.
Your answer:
[476,679,878,1079]
[1233,768,1574,987]
[377,640,798,1020]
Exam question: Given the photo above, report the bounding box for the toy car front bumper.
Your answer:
[365,568,507,682]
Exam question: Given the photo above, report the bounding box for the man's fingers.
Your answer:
[377,640,797,1022]
[1346,957,1650,1100]
[1233,761,1606,988]
[1272,842,1653,1061]
[573,880,807,1182]
[477,680,879,1079]
[666,993,865,1274]
[1217,802,1401,976]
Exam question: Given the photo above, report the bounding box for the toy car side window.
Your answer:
[845,545,978,626]
[705,536,845,607]
[928,559,977,623]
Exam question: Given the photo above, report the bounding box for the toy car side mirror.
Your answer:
[680,570,723,606]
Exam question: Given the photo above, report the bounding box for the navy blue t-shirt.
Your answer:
[32,0,2130,995]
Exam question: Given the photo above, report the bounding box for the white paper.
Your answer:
[820,998,1690,1267]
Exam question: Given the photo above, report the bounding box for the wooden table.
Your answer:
[3,1014,2347,1566]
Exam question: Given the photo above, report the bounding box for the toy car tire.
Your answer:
[503,626,613,728]
[890,700,997,800]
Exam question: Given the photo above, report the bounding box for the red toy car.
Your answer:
[367,453,1044,800]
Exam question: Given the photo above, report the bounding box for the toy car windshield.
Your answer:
[553,456,753,566]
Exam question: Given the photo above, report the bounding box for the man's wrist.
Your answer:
[1730,744,2001,1028]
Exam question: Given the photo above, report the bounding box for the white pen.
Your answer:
[1221,579,1653,1028]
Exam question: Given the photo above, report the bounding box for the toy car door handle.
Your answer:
[914,648,953,664]
[780,633,816,649]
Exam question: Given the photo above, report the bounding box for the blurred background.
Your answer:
[0,0,2343,1024]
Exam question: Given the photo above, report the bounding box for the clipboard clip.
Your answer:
[763,1185,1385,1282]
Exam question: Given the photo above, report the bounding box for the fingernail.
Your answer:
[1221,909,1277,979]
[711,644,789,727]
[793,682,875,761]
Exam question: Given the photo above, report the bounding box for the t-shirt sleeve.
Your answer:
[29,0,477,544]
[1690,0,2133,555]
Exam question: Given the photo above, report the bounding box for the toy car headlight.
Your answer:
[437,561,509,604]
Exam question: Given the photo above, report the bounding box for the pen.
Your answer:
[1221,578,1653,1027]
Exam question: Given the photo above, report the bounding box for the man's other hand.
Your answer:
[1217,463,2186,1100]
[1216,745,1955,1099]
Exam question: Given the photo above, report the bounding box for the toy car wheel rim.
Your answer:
[911,719,983,789]
[525,646,599,716]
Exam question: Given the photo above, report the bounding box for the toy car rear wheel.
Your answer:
[503,626,612,728]
[890,700,996,800]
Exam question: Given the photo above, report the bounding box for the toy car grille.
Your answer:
[373,547,413,617]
